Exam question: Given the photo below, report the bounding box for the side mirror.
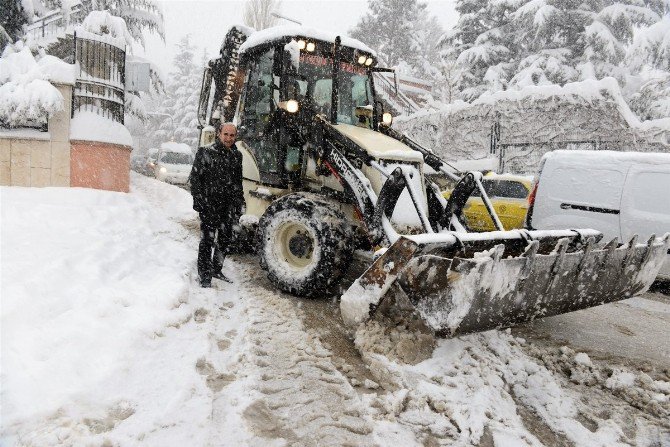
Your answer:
[373,100,384,130]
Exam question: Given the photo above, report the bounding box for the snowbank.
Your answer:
[0,175,247,446]
[0,44,76,128]
[70,111,133,147]
[160,141,192,154]
[1,182,194,426]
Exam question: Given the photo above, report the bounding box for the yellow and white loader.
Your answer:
[195,25,669,337]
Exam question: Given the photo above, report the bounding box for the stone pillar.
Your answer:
[51,84,72,187]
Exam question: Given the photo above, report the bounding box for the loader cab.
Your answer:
[235,34,378,187]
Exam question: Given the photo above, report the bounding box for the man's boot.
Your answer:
[212,271,232,283]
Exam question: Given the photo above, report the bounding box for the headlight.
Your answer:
[286,99,299,113]
[382,112,393,126]
[160,167,167,173]
[279,100,299,113]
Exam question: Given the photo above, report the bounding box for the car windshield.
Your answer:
[292,53,372,126]
[160,152,193,165]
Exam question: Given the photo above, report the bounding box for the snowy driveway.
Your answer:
[2,174,669,446]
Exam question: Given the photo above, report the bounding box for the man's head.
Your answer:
[218,122,237,149]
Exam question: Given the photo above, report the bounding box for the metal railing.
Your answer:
[72,31,126,124]
[25,1,86,42]
[374,73,419,116]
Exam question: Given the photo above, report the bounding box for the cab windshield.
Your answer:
[291,53,373,126]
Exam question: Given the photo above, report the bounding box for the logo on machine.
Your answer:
[328,148,369,212]
[299,54,366,75]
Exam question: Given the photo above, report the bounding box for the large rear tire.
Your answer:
[258,193,354,297]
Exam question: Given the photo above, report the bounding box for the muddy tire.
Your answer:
[258,193,354,297]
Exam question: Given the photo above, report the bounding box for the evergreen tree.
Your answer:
[440,0,516,100]
[1,0,30,46]
[36,0,164,47]
[626,14,670,119]
[151,35,202,148]
[441,0,670,120]
[350,0,443,78]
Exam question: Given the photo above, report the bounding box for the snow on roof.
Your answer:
[484,172,535,183]
[160,141,192,154]
[449,158,498,172]
[78,10,131,49]
[475,77,641,128]
[239,25,375,55]
[0,44,77,128]
[544,149,670,167]
[400,77,643,131]
[70,111,133,147]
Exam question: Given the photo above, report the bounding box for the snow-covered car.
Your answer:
[153,142,194,185]
[526,150,670,280]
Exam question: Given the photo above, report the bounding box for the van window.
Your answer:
[629,171,670,215]
[551,167,624,209]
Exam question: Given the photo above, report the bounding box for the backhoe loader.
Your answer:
[196,25,669,338]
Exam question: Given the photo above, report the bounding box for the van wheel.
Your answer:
[258,193,354,297]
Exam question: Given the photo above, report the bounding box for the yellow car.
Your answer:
[442,174,532,231]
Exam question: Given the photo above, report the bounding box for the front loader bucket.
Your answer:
[340,230,670,338]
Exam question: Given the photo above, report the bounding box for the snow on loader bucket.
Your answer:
[339,162,670,338]
[341,230,670,337]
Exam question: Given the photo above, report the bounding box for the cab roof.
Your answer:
[239,25,376,55]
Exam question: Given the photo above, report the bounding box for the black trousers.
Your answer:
[197,213,235,281]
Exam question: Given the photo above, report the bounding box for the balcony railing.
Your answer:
[72,31,126,124]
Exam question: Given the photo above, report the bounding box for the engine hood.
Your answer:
[333,124,424,164]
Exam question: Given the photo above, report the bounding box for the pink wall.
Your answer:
[70,141,131,193]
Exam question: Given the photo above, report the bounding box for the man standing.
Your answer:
[190,122,245,287]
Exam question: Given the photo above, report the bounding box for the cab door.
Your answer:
[238,47,283,185]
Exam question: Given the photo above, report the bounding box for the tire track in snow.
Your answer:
[180,215,669,445]
[235,260,375,446]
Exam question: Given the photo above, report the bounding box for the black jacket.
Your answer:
[190,140,244,225]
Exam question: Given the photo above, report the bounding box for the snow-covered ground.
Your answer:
[2,174,669,446]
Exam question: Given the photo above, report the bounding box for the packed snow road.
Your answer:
[2,174,668,446]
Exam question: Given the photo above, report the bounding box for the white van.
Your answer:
[526,150,670,280]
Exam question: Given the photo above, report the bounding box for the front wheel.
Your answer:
[258,193,354,297]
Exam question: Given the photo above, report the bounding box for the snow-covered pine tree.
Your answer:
[441,0,670,119]
[626,13,670,119]
[350,0,443,79]
[150,35,203,149]
[1,0,30,47]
